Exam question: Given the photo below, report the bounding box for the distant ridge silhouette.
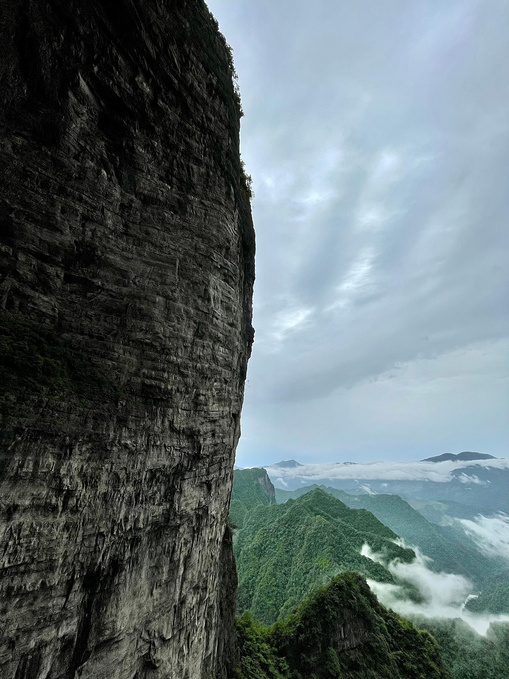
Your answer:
[422,451,496,463]
[271,459,303,468]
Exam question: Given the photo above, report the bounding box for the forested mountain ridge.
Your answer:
[236,572,450,679]
[234,488,415,623]
[418,618,509,679]
[233,468,509,679]
[276,484,503,585]
[232,467,276,506]
[466,570,509,615]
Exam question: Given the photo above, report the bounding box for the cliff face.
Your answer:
[0,1,254,678]
[232,468,276,506]
[230,468,275,528]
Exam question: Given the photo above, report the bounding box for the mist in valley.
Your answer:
[363,518,509,636]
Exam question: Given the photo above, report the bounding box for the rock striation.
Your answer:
[0,1,254,678]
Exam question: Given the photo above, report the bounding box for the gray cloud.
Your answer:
[207,0,509,464]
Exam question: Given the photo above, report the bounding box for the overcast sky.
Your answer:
[206,0,509,466]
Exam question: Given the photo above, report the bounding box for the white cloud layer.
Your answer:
[459,514,509,562]
[265,457,509,485]
[363,543,509,635]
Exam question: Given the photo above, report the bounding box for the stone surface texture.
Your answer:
[0,1,254,678]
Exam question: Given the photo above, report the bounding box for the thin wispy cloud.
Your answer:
[363,542,509,635]
[270,304,314,345]
[460,514,509,562]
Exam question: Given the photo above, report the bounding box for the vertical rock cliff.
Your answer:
[0,1,254,678]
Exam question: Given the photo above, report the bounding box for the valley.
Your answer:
[231,460,509,678]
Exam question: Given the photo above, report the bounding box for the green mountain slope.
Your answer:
[236,572,449,679]
[231,467,276,527]
[275,483,321,503]
[466,569,509,614]
[417,618,509,679]
[276,485,501,584]
[338,492,500,584]
[235,488,415,623]
[405,497,491,523]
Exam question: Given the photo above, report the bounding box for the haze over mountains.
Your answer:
[263,452,509,515]
[235,487,415,623]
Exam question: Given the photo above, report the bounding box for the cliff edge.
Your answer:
[0,1,254,678]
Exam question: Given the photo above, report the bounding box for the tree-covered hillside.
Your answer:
[417,618,509,679]
[234,488,415,623]
[466,569,509,614]
[235,473,508,679]
[236,572,450,679]
[276,485,502,584]
[231,467,276,527]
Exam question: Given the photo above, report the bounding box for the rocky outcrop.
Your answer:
[0,1,254,678]
[229,468,276,528]
[254,469,277,505]
[232,468,276,506]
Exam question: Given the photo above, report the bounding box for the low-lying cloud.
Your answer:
[265,457,509,486]
[459,514,509,562]
[362,542,509,635]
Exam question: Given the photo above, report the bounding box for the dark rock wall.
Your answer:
[206,524,239,679]
[0,1,254,678]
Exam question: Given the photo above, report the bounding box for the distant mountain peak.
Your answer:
[271,459,303,468]
[422,451,496,463]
